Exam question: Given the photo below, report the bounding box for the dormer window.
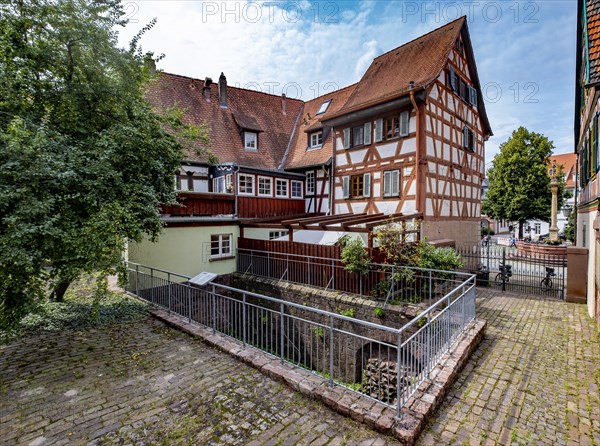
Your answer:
[244,132,257,151]
[309,131,323,149]
[316,100,331,115]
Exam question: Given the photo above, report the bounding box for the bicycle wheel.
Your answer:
[495,273,503,287]
[541,278,553,292]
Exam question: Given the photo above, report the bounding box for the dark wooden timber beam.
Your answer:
[364,213,423,229]
[318,213,380,228]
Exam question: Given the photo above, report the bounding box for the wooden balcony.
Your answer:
[238,196,305,218]
[161,192,235,216]
[161,192,305,219]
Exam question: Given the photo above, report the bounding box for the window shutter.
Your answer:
[342,176,350,198]
[364,121,372,145]
[343,128,350,149]
[392,170,400,197]
[449,66,457,92]
[374,118,383,142]
[400,111,409,136]
[463,127,469,149]
[363,173,371,197]
[383,171,391,197]
[469,86,478,106]
[593,114,600,173]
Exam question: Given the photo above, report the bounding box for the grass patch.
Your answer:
[0,275,148,344]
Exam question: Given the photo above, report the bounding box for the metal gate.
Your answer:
[455,243,566,298]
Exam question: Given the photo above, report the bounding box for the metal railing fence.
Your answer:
[236,248,472,307]
[456,244,566,298]
[126,262,476,416]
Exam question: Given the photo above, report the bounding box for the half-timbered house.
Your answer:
[129,16,492,276]
[324,17,492,246]
[575,0,600,327]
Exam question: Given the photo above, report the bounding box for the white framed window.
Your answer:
[275,179,288,197]
[534,222,541,235]
[225,174,233,193]
[383,170,401,198]
[213,176,225,193]
[269,230,289,240]
[244,132,257,151]
[316,100,331,115]
[306,172,315,195]
[258,176,272,196]
[238,174,255,195]
[210,233,232,258]
[291,180,303,198]
[309,131,323,149]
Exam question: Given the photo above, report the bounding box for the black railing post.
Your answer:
[502,247,506,292]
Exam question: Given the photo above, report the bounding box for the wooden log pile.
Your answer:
[362,358,410,404]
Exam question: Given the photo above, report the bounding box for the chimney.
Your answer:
[203,77,212,102]
[218,72,228,108]
[409,80,415,90]
[281,93,287,115]
[144,53,156,73]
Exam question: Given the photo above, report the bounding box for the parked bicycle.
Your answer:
[495,263,512,287]
[540,267,555,291]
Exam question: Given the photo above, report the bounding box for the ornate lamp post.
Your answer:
[549,164,559,242]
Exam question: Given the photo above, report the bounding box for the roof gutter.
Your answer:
[278,104,304,170]
[322,91,426,127]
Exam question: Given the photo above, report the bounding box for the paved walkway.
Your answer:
[1,290,599,446]
[417,289,600,446]
[0,317,400,446]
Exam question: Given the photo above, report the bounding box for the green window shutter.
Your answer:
[592,114,599,173]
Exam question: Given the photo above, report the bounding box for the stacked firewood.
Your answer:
[362,358,410,403]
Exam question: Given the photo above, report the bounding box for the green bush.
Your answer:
[481,227,495,236]
[418,244,463,271]
[374,307,385,318]
[341,239,371,276]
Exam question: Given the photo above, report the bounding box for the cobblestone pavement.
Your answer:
[2,290,599,446]
[417,289,600,446]
[0,317,400,446]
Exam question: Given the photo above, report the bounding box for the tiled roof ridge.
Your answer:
[372,16,466,62]
[305,82,358,104]
[157,71,305,104]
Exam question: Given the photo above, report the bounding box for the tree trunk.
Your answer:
[518,221,524,239]
[51,279,71,302]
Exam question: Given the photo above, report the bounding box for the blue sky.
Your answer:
[118,1,577,166]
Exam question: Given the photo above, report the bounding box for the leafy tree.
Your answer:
[564,207,576,243]
[482,127,566,238]
[0,0,208,324]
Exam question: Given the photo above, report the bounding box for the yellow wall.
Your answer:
[128,225,239,278]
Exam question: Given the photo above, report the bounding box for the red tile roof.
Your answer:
[549,153,577,188]
[145,17,491,169]
[587,0,600,84]
[330,17,464,118]
[284,84,357,170]
[325,17,492,136]
[145,72,304,170]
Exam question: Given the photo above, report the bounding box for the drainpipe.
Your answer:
[409,86,422,214]
[233,164,240,218]
[329,127,335,216]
